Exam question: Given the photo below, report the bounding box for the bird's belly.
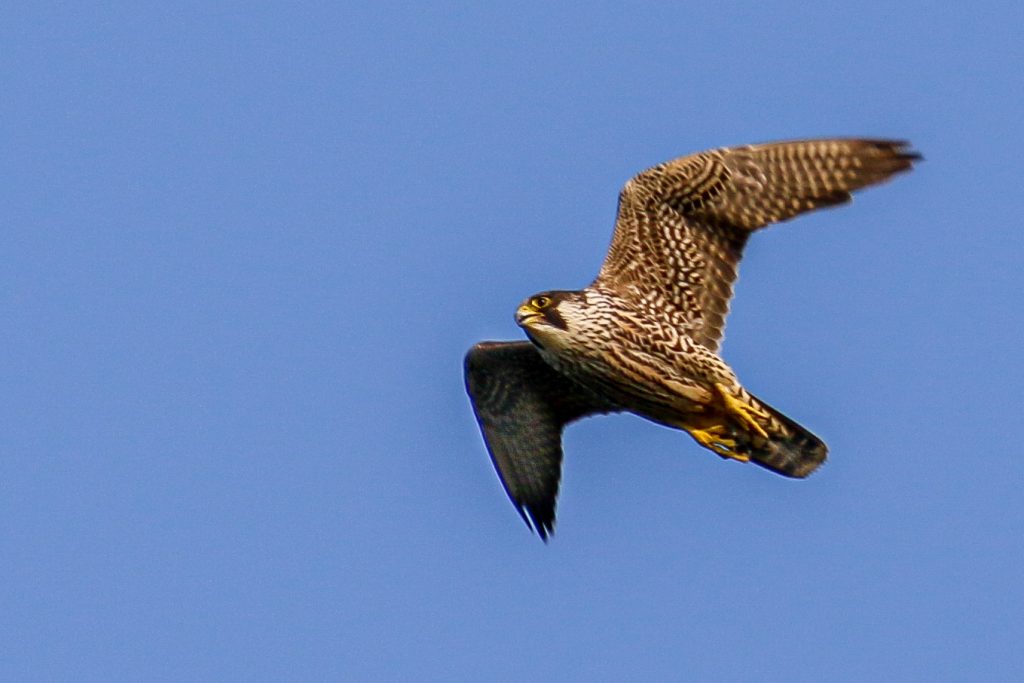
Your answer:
[541,344,711,424]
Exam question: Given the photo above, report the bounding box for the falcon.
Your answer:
[465,138,919,539]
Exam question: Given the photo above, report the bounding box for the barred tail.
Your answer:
[748,395,828,478]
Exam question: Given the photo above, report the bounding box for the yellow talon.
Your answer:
[715,383,770,439]
[688,425,750,462]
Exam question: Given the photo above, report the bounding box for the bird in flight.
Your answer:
[465,138,919,540]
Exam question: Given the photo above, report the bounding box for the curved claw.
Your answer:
[688,425,750,462]
[715,383,770,439]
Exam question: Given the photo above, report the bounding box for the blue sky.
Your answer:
[2,3,1022,681]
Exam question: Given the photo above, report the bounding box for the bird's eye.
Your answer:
[533,296,551,309]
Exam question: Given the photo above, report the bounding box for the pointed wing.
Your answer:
[464,341,618,540]
[595,138,919,351]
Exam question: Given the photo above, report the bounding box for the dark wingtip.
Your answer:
[867,138,923,166]
[539,513,555,542]
[517,504,555,542]
[895,143,923,165]
[893,145,923,163]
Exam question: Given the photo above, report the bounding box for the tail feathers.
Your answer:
[747,396,828,478]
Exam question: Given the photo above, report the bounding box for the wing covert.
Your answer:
[595,138,919,351]
[464,341,617,540]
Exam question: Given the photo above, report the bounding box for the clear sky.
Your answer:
[2,3,1022,681]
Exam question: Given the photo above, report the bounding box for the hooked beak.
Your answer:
[515,304,542,326]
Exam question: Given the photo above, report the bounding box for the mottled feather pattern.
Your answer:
[466,138,918,538]
[707,140,918,229]
[597,139,918,351]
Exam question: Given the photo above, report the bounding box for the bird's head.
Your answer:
[514,290,585,350]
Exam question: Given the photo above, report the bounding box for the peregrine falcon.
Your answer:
[465,138,919,539]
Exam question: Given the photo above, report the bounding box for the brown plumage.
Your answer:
[465,138,919,539]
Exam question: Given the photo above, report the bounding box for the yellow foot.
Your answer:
[715,383,770,439]
[688,425,750,462]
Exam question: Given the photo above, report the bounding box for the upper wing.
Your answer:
[595,138,920,352]
[464,341,617,540]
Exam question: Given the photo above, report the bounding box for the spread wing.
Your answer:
[464,341,618,540]
[595,138,920,352]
